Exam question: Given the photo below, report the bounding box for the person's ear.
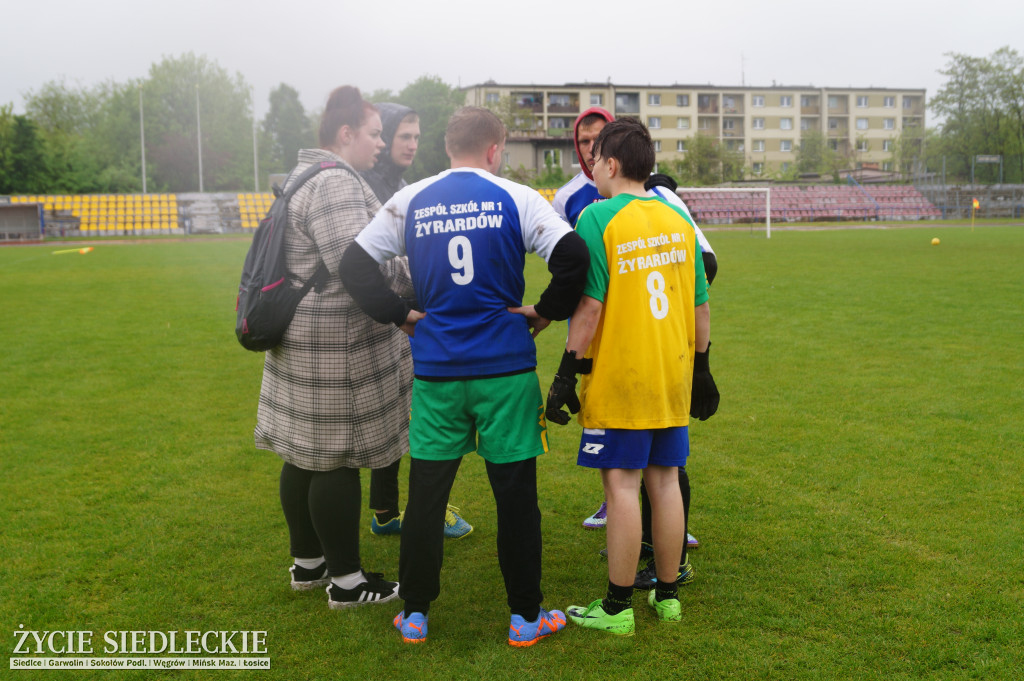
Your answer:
[486,143,499,167]
[606,157,618,179]
[336,124,353,147]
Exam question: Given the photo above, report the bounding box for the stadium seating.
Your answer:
[677,185,941,224]
[6,193,181,234]
[236,193,275,229]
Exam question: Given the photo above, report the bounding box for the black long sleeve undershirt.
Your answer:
[533,231,590,321]
[340,229,589,328]
[338,243,410,327]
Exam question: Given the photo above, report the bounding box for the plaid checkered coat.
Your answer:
[254,149,414,471]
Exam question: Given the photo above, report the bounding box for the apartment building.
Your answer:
[462,82,926,178]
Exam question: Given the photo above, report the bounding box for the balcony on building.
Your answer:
[697,117,720,136]
[827,117,849,136]
[697,93,719,114]
[547,93,580,114]
[827,94,849,115]
[801,95,821,115]
[722,116,745,137]
[722,94,745,115]
[547,116,575,137]
[512,92,544,113]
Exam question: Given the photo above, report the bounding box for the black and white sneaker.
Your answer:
[290,562,330,591]
[327,572,400,609]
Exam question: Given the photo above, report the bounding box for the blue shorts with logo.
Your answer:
[576,426,689,470]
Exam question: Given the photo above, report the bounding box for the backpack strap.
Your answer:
[281,160,357,292]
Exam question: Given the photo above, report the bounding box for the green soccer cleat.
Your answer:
[566,599,635,636]
[647,590,682,623]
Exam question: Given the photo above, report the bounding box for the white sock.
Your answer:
[293,556,325,570]
[331,571,365,590]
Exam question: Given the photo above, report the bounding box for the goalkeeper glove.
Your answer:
[690,342,720,421]
[546,350,592,425]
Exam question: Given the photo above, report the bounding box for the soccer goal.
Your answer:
[675,187,772,238]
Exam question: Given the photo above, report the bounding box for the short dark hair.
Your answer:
[445,107,506,158]
[593,118,655,182]
[318,86,377,147]
[577,113,607,129]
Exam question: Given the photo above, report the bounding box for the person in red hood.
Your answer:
[552,107,615,228]
[553,107,715,585]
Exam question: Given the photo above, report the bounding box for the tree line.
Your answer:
[0,53,466,195]
[1,47,1021,194]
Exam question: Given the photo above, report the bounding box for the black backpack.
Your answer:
[235,161,352,351]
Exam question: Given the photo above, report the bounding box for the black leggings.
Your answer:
[279,462,362,576]
[640,466,691,565]
[369,458,401,513]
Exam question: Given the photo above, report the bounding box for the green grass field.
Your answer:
[1,225,1022,680]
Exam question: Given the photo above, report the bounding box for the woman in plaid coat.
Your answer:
[255,86,411,609]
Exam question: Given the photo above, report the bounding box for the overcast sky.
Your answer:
[3,0,1020,125]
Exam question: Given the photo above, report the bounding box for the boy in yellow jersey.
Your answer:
[546,118,719,635]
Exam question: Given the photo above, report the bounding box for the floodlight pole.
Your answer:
[196,83,204,193]
[252,86,259,192]
[139,85,147,194]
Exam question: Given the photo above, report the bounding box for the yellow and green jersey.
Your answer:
[575,193,708,429]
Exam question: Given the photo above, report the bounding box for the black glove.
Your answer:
[546,350,592,425]
[644,173,678,193]
[690,343,719,421]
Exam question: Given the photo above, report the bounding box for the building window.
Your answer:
[829,139,839,151]
[828,96,840,108]
[723,119,735,130]
[856,95,869,107]
[884,96,895,108]
[654,140,662,152]
[884,118,895,129]
[752,140,765,152]
[780,118,793,130]
[648,116,661,129]
[780,95,793,107]
[591,93,603,106]
[676,94,689,107]
[676,140,686,152]
[677,117,690,129]
[485,92,500,104]
[648,94,661,106]
[828,118,840,130]
[753,162,764,175]
[856,118,869,130]
[801,118,813,130]
[723,96,736,112]
[543,149,561,166]
[752,117,765,129]
[698,118,713,130]
[781,162,791,172]
[903,97,913,109]
[856,140,869,152]
[801,95,813,107]
[883,140,894,152]
[752,95,765,107]
[503,151,511,167]
[780,140,793,152]
[550,117,568,129]
[615,92,640,113]
[882,161,894,171]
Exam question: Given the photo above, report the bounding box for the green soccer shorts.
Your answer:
[409,372,548,464]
